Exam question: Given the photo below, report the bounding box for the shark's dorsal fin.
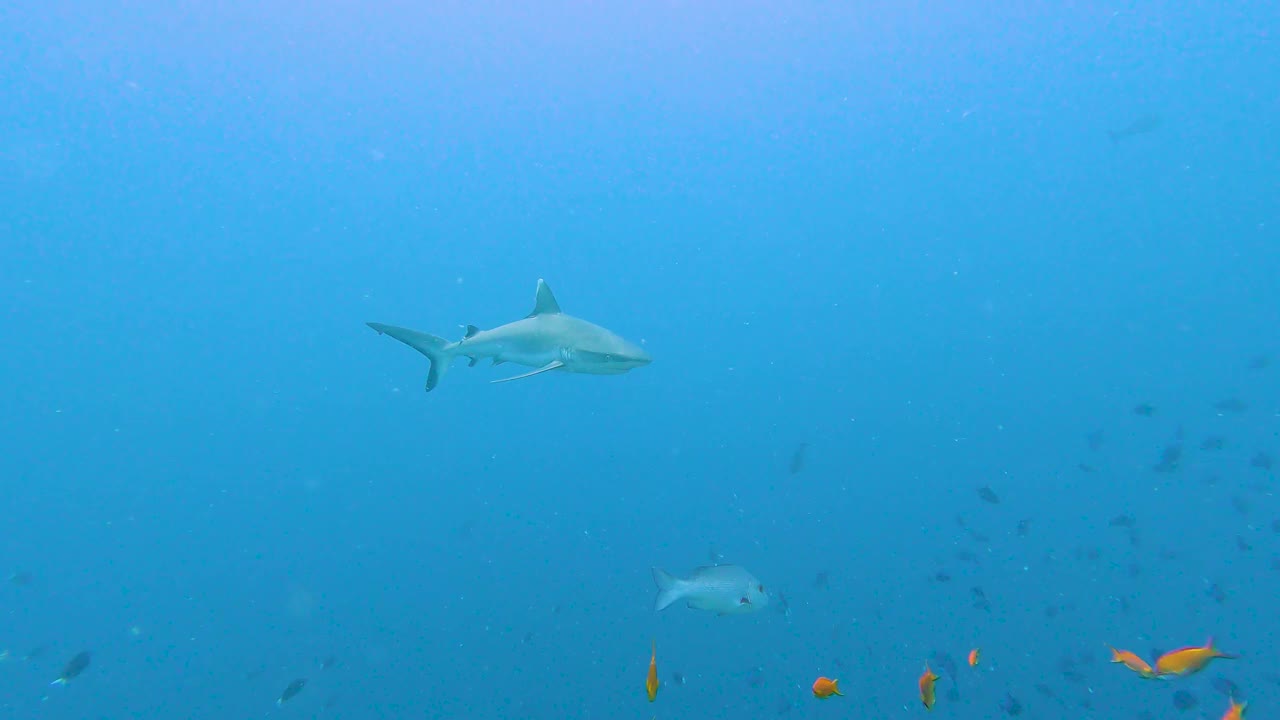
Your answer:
[527,279,562,317]
[464,324,481,339]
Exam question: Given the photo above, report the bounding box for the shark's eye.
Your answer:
[758,584,765,593]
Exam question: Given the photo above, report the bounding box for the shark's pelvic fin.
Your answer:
[491,360,565,384]
[367,322,456,392]
[528,278,562,317]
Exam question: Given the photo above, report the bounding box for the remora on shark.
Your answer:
[368,279,652,391]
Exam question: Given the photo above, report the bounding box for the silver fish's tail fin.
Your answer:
[367,322,458,392]
[652,567,683,612]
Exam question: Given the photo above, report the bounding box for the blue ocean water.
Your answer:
[2,1,1278,718]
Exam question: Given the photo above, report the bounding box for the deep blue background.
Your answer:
[2,1,1278,717]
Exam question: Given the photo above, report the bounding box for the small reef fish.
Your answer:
[651,565,769,615]
[277,678,307,706]
[1222,697,1247,720]
[50,651,91,686]
[812,677,842,698]
[1111,648,1158,679]
[646,641,659,702]
[919,663,940,710]
[1156,638,1237,677]
[968,648,981,667]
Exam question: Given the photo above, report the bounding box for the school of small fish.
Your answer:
[638,380,1271,719]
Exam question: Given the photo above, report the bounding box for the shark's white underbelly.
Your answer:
[460,333,563,369]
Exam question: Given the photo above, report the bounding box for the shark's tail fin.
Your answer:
[367,322,457,392]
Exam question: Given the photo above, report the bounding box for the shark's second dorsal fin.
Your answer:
[528,279,562,317]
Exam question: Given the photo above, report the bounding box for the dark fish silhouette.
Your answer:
[1108,114,1162,143]
[788,443,809,475]
[1214,397,1248,413]
[1171,689,1198,711]
[1248,354,1270,370]
[7,570,33,586]
[1201,436,1227,451]
[51,651,91,685]
[277,678,307,706]
[966,528,990,543]
[1251,452,1273,471]
[1034,683,1064,706]
[1109,514,1136,528]
[22,646,48,662]
[1061,669,1087,685]
[1133,402,1156,416]
[1231,496,1251,515]
[1086,430,1106,451]
[1153,443,1183,473]
[977,486,1000,504]
[1210,676,1241,698]
[930,650,959,681]
[1002,692,1024,716]
[1206,582,1227,604]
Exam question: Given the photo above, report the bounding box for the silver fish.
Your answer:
[652,565,769,615]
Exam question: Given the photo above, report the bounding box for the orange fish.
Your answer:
[968,648,980,667]
[1155,637,1237,678]
[1110,647,1158,679]
[812,677,842,699]
[1221,697,1247,720]
[919,663,940,710]
[645,640,659,702]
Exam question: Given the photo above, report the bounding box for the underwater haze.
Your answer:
[2,1,1279,718]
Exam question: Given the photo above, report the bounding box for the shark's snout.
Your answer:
[624,343,653,368]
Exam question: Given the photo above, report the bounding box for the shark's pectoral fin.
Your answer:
[491,361,565,384]
[467,356,480,367]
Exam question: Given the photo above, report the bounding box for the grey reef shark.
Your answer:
[368,279,652,391]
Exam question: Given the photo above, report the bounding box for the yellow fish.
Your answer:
[1110,647,1158,679]
[1155,637,1236,678]
[812,677,842,698]
[1221,697,1246,720]
[967,648,980,667]
[919,663,940,710]
[645,640,659,702]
